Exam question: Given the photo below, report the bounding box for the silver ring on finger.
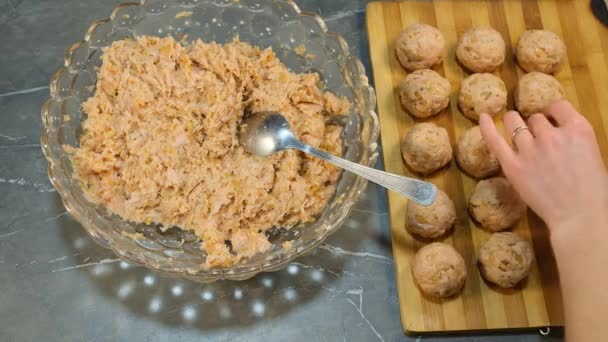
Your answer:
[511,125,530,141]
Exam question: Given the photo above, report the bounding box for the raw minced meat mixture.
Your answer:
[70,36,351,268]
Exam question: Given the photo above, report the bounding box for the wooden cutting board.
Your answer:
[366,0,608,333]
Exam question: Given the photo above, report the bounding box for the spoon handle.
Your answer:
[292,142,437,206]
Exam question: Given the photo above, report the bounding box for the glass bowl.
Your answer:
[41,0,379,282]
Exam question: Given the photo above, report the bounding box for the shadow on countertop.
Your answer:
[50,187,388,331]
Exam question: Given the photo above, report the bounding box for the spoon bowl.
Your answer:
[239,112,296,157]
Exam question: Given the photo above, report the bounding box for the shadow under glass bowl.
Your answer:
[41,0,379,283]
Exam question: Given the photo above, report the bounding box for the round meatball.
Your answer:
[456,27,505,72]
[458,73,507,121]
[515,72,565,118]
[469,177,525,231]
[479,232,535,288]
[400,69,451,119]
[407,189,456,239]
[412,242,467,298]
[401,123,452,174]
[516,30,566,74]
[396,23,446,70]
[456,126,500,179]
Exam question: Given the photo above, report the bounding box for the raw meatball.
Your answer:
[412,242,467,298]
[407,189,456,239]
[401,123,452,174]
[396,23,445,70]
[458,73,507,121]
[515,72,565,118]
[400,69,451,119]
[479,232,535,288]
[469,177,525,231]
[456,126,500,179]
[456,27,505,72]
[516,30,566,74]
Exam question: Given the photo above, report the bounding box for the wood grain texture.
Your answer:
[366,0,608,333]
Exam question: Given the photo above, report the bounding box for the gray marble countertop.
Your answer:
[0,0,564,341]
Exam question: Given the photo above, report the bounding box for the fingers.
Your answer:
[543,100,579,126]
[479,113,516,166]
[527,113,554,137]
[503,110,534,149]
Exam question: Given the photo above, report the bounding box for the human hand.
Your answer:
[479,100,608,231]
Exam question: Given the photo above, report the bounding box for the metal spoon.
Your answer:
[239,112,437,206]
